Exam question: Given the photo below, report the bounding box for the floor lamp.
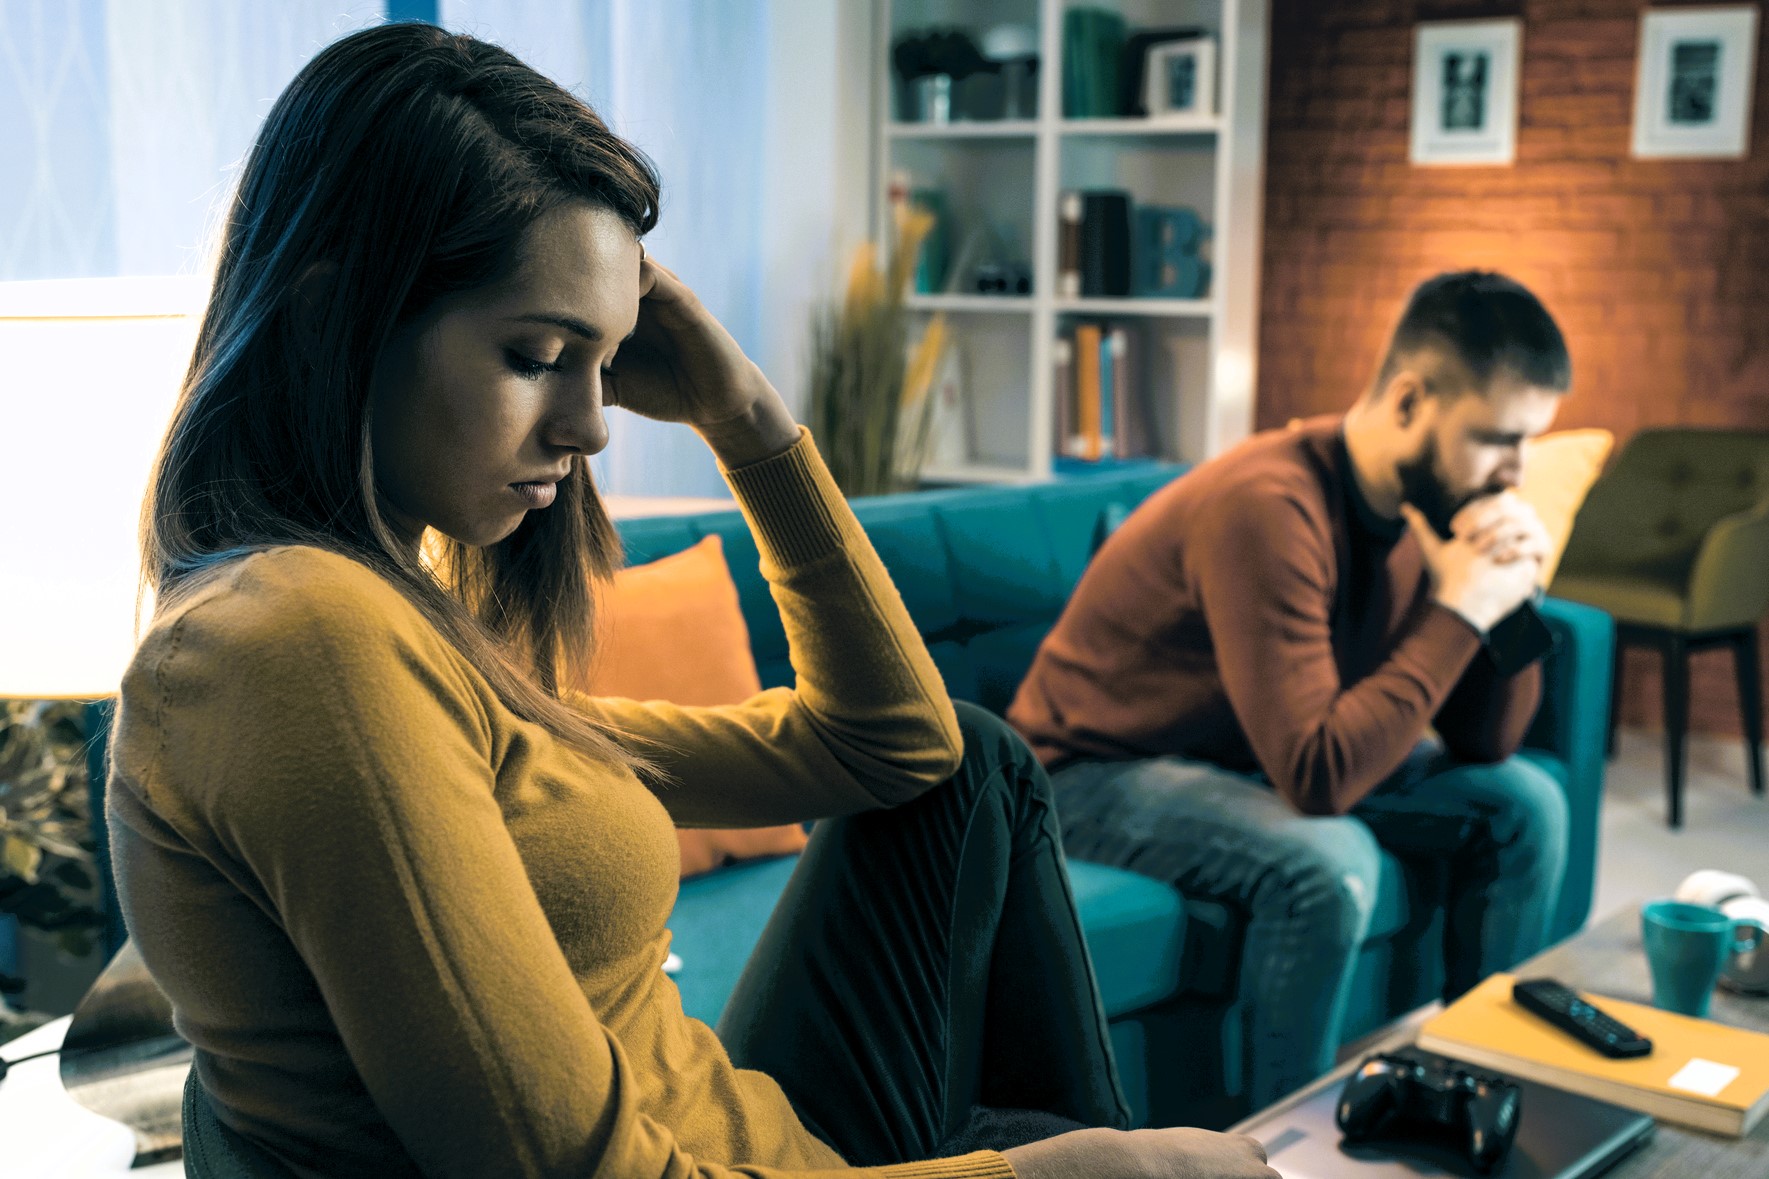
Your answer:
[0,276,203,995]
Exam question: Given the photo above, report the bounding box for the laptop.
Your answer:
[1241,1048,1654,1179]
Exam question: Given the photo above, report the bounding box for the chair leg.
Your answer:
[1734,627,1766,798]
[1607,633,1627,759]
[1663,635,1690,829]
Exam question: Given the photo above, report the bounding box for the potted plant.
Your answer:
[1,700,106,1025]
[806,203,950,498]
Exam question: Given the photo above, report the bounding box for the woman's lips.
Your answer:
[511,481,556,508]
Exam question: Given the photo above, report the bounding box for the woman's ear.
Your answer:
[290,261,339,355]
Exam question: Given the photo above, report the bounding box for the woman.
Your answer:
[110,22,1275,1179]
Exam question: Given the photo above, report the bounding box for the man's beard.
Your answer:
[1397,434,1477,539]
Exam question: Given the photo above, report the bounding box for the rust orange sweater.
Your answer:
[1008,416,1542,816]
[108,432,1013,1179]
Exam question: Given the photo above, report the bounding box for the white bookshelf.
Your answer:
[876,0,1268,483]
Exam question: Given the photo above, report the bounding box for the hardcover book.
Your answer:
[1417,973,1769,1136]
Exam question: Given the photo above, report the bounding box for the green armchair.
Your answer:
[1551,427,1769,827]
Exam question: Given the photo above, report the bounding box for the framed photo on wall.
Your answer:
[1144,37,1216,119]
[1632,5,1759,159]
[1410,19,1522,166]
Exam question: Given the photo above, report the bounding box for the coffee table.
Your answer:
[1231,903,1769,1178]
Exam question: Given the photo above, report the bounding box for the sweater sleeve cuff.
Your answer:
[874,1151,1017,1179]
[1407,602,1486,690]
[720,427,856,568]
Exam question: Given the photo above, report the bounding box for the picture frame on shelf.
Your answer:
[1409,19,1522,166]
[1631,5,1759,159]
[1143,37,1216,119]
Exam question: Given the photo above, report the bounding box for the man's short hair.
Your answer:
[1376,270,1571,395]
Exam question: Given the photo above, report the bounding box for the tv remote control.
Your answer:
[1512,978,1652,1058]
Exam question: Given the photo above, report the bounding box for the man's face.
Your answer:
[1398,378,1563,537]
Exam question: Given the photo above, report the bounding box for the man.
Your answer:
[1009,271,1572,1106]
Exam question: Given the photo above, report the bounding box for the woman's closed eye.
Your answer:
[505,348,562,380]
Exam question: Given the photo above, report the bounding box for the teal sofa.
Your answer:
[626,466,1615,1130]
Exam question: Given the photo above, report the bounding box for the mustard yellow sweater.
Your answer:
[109,433,1015,1179]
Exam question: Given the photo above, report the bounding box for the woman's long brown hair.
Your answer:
[143,23,661,766]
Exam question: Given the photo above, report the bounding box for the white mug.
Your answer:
[1677,871,1769,995]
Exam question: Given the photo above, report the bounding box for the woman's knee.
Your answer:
[952,702,1045,784]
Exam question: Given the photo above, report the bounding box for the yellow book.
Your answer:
[1075,324,1103,461]
[1417,973,1769,1136]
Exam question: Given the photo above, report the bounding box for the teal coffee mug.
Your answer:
[1641,899,1767,1017]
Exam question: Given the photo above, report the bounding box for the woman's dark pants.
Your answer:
[718,702,1131,1164]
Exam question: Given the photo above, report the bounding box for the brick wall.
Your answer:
[1258,0,1769,738]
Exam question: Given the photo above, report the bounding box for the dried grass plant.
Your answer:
[807,205,950,496]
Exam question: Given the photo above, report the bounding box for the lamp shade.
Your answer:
[0,277,207,700]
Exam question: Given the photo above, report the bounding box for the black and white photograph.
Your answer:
[1633,6,1760,158]
[1411,19,1522,165]
[1441,50,1490,131]
[1143,36,1216,120]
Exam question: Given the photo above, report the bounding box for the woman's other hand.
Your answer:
[1001,1126,1281,1179]
[603,255,799,467]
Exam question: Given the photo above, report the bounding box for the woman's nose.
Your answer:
[544,374,609,457]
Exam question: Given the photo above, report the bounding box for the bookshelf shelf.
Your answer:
[878,0,1268,484]
[1059,116,1222,139]
[1054,296,1215,318]
[906,293,1036,313]
[887,120,1040,140]
[920,461,1046,486]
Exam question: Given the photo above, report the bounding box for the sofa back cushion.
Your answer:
[616,465,1184,713]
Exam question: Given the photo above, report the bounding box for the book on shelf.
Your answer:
[1074,323,1105,461]
[1416,972,1769,1137]
[1078,191,1133,298]
[1058,193,1083,299]
[1054,322,1151,463]
[1053,336,1076,461]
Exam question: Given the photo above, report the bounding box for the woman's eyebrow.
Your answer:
[508,312,639,344]
[509,312,602,341]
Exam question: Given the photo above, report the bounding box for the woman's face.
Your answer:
[369,202,642,549]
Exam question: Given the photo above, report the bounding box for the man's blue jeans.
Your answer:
[1050,743,1569,1106]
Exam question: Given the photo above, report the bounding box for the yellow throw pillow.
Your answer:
[1520,428,1614,586]
[580,535,809,877]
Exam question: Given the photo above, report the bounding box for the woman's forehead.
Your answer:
[487,204,641,316]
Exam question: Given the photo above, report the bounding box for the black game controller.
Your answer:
[1336,1052,1522,1174]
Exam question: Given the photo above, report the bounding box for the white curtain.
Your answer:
[1,0,870,498]
[0,0,381,279]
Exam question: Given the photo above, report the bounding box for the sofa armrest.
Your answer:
[1522,597,1615,940]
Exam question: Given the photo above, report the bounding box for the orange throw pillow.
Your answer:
[583,535,808,877]
[1519,428,1614,586]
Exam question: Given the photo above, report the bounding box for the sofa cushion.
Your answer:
[1518,428,1613,586]
[1066,861,1188,1018]
[670,856,801,1026]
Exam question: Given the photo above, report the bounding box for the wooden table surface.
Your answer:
[1232,904,1769,1178]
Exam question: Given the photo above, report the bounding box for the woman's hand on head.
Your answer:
[604,256,800,467]
[1000,1126,1280,1179]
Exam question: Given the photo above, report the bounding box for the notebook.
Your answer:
[1418,973,1769,1136]
[1241,1047,1654,1179]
